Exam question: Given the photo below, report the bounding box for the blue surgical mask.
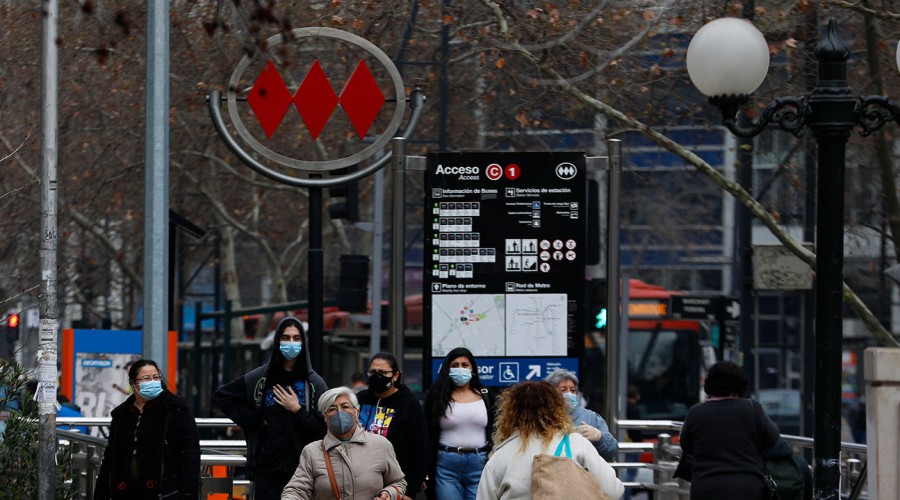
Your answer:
[449,367,472,386]
[280,341,302,360]
[328,410,358,435]
[563,392,578,412]
[138,380,163,400]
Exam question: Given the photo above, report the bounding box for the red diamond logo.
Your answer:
[247,60,294,139]
[293,60,339,141]
[339,60,385,139]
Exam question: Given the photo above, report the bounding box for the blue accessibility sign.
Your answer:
[431,357,579,387]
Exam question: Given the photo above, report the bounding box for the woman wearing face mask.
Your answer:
[213,316,328,500]
[544,369,618,461]
[424,347,495,500]
[282,386,407,500]
[356,353,429,500]
[94,359,200,499]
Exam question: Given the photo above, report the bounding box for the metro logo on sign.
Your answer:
[555,162,577,180]
[248,59,385,140]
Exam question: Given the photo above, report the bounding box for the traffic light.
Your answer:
[6,313,20,342]
[586,278,608,331]
[338,254,369,312]
[328,167,359,222]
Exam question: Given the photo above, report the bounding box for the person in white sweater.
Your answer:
[475,381,624,500]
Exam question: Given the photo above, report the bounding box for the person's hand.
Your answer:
[577,421,602,442]
[273,384,302,413]
[374,491,391,500]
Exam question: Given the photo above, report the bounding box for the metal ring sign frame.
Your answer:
[210,27,423,187]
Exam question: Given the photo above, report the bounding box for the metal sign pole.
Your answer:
[390,137,407,373]
[605,139,623,432]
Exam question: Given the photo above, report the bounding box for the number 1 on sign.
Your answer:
[505,164,520,180]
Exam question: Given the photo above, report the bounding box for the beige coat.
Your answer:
[282,426,407,500]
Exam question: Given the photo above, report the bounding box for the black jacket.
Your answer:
[94,390,200,499]
[212,317,328,478]
[356,384,429,497]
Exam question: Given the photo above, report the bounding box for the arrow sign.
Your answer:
[526,365,541,380]
[724,299,741,320]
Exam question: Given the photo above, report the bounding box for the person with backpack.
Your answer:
[763,438,812,500]
[213,316,328,500]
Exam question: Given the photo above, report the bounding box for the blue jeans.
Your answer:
[435,449,488,500]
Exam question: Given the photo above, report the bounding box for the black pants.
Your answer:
[252,469,295,500]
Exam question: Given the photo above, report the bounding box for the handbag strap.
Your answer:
[553,434,572,458]
[321,442,341,500]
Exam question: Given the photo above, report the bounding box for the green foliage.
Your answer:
[0,361,75,499]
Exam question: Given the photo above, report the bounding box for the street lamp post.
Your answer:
[687,17,900,497]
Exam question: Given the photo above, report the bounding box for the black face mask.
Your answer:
[368,372,394,393]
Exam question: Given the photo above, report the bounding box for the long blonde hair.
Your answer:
[492,381,573,452]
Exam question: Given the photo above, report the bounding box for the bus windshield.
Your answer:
[628,328,702,420]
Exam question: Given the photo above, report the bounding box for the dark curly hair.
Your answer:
[703,361,748,397]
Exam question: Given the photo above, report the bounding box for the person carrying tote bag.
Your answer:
[475,381,623,500]
[532,434,611,500]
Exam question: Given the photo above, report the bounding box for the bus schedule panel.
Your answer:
[423,152,587,387]
[431,357,579,387]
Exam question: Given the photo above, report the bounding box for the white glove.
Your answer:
[577,422,602,442]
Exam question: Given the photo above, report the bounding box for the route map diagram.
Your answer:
[506,294,567,355]
[431,294,505,356]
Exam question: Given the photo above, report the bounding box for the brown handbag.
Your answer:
[321,442,342,500]
[531,434,610,500]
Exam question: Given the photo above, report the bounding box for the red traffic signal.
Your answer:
[7,313,19,329]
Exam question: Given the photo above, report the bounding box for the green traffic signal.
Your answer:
[595,307,608,330]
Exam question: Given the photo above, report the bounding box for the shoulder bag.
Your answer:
[321,442,342,500]
[532,434,610,500]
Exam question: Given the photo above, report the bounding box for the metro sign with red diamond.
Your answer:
[248,59,385,141]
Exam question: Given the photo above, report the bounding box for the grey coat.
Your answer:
[282,425,407,500]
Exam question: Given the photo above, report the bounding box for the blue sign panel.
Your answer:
[432,357,579,387]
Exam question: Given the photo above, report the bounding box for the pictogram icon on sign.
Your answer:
[555,162,577,180]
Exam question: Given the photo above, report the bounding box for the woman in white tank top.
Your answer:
[425,347,496,500]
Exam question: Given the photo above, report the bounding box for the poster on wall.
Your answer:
[74,353,141,435]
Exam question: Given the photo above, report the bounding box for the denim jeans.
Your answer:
[435,449,489,500]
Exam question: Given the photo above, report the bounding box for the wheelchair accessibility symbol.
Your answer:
[499,362,519,383]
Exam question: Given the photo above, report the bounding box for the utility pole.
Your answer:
[38,0,59,497]
[143,0,170,369]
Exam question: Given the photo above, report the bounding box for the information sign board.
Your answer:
[424,152,586,386]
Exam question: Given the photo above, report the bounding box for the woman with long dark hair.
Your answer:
[424,347,495,500]
[213,316,328,500]
[94,359,200,499]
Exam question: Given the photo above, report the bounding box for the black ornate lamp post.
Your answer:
[687,17,900,497]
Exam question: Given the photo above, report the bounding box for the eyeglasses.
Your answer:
[135,375,162,383]
[324,402,357,415]
[366,369,394,377]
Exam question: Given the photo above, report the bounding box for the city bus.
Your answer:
[583,279,709,421]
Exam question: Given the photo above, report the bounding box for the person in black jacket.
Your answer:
[94,359,200,499]
[212,316,328,500]
[356,353,429,499]
[424,347,496,500]
[675,361,780,500]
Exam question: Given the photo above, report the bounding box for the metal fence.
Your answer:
[56,417,868,499]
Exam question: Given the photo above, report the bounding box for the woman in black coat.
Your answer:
[94,359,200,499]
[675,361,780,500]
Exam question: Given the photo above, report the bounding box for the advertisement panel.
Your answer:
[424,152,586,386]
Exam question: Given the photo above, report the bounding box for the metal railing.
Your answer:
[56,418,867,499]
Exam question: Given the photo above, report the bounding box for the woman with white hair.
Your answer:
[544,369,618,461]
[282,386,408,500]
